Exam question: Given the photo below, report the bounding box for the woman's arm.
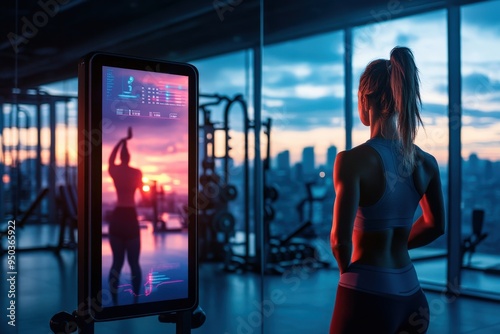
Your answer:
[408,156,445,249]
[331,151,360,275]
[109,139,124,170]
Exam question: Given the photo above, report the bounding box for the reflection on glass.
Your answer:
[101,66,190,306]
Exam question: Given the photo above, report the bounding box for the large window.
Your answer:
[460,0,500,296]
[262,31,344,333]
[263,31,345,236]
[192,50,254,237]
[190,51,264,332]
[1,79,77,221]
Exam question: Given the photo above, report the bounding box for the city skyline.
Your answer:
[28,2,500,170]
[271,145,500,172]
[274,145,338,171]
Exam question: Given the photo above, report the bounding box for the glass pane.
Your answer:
[190,50,264,331]
[461,0,500,298]
[262,31,344,333]
[352,10,449,286]
[1,79,78,219]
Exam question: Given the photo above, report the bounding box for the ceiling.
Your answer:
[0,0,481,90]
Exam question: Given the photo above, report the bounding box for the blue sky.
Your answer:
[39,0,500,168]
[192,0,500,167]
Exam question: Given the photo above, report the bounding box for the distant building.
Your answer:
[326,145,337,173]
[468,153,479,176]
[484,159,493,181]
[276,150,290,172]
[302,146,315,177]
[293,162,303,181]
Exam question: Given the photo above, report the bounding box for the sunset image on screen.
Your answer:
[100,66,190,306]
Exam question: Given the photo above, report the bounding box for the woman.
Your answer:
[108,128,143,304]
[330,47,445,333]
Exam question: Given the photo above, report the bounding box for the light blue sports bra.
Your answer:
[354,138,422,231]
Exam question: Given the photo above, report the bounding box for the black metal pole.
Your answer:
[223,96,251,264]
[344,27,353,151]
[447,2,462,296]
[48,100,57,224]
[36,96,42,218]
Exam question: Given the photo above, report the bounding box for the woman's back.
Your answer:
[340,138,440,268]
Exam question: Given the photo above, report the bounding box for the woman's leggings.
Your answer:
[330,263,429,334]
[109,235,142,300]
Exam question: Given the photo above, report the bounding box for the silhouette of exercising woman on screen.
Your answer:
[108,127,142,304]
[330,47,445,333]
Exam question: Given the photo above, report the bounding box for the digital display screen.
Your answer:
[101,66,190,307]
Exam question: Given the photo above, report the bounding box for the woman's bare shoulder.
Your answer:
[414,145,439,170]
[335,144,379,175]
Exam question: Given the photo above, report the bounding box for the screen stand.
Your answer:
[49,310,95,334]
[158,306,206,334]
[158,309,191,334]
[49,307,206,334]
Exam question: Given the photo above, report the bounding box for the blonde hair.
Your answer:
[390,47,423,170]
[359,46,423,170]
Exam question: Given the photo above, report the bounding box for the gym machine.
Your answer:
[197,93,330,274]
[260,119,330,274]
[0,89,78,253]
[197,94,250,266]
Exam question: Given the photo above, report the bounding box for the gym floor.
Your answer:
[1,225,500,334]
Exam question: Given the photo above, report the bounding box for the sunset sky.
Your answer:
[101,118,189,204]
[192,1,500,167]
[101,66,190,204]
[34,0,500,171]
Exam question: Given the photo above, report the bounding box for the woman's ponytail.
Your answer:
[389,46,423,171]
